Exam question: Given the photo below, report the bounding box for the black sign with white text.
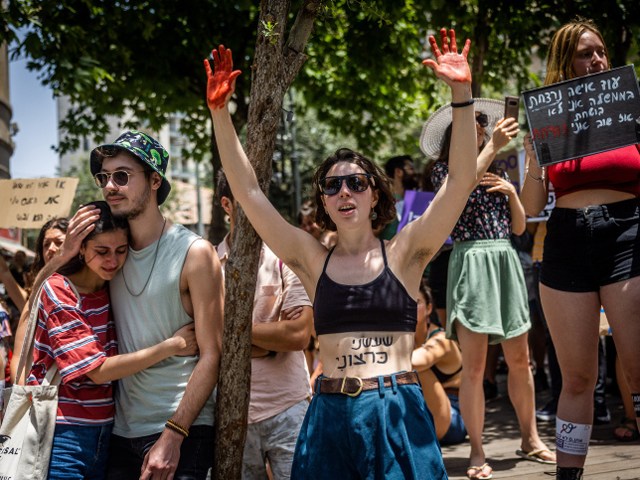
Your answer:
[522,65,640,167]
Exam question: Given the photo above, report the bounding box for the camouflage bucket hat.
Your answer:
[90,131,171,205]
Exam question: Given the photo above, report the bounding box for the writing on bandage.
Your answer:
[556,418,592,455]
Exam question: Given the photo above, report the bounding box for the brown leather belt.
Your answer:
[444,387,460,397]
[317,371,419,397]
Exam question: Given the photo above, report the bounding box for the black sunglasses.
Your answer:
[476,113,489,128]
[94,170,143,188]
[319,173,375,196]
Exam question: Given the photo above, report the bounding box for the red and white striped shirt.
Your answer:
[27,273,117,425]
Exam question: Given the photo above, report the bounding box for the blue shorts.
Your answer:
[291,373,447,480]
[48,423,112,480]
[439,393,467,446]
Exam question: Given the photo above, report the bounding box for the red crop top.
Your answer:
[548,144,640,199]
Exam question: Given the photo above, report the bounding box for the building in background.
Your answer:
[57,96,212,235]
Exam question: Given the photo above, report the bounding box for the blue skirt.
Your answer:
[291,373,448,480]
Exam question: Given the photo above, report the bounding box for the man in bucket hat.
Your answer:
[90,131,224,480]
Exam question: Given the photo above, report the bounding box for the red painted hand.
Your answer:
[204,45,242,111]
[422,29,471,85]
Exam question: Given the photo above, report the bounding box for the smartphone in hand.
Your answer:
[504,96,520,120]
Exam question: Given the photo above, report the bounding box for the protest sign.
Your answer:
[522,65,640,167]
[494,148,521,193]
[0,177,79,229]
[397,190,452,244]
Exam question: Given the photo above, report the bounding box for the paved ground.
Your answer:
[441,374,640,479]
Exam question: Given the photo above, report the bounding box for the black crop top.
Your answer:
[313,239,418,335]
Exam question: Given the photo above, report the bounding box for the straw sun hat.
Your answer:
[419,98,505,160]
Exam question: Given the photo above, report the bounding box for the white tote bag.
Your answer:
[0,279,79,480]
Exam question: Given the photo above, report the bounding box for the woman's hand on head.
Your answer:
[491,117,520,151]
[171,323,199,356]
[204,45,242,111]
[480,172,516,196]
[58,205,100,263]
[423,29,472,87]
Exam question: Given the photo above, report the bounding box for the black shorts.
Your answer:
[540,198,640,292]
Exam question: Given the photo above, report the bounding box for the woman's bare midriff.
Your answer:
[555,189,635,209]
[320,331,414,378]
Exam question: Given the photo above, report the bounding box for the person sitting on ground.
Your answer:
[411,280,466,446]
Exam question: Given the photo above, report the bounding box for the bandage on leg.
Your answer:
[556,417,592,456]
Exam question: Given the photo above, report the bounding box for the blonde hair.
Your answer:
[544,19,609,85]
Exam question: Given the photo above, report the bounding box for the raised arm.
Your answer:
[0,256,26,311]
[205,46,327,288]
[479,172,526,235]
[390,29,476,289]
[519,132,550,217]
[476,118,519,181]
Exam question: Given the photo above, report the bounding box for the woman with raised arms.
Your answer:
[205,29,477,479]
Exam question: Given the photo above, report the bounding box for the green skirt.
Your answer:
[446,239,531,345]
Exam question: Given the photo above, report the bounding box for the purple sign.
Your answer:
[397,190,452,244]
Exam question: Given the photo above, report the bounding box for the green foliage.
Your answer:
[58,156,103,213]
[261,20,280,47]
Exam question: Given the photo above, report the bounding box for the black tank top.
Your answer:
[313,239,418,335]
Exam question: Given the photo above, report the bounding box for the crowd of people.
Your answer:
[0,18,638,480]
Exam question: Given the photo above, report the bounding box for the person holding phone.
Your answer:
[520,19,640,480]
[422,98,555,479]
[205,28,477,479]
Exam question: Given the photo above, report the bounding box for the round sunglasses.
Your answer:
[476,113,489,128]
[94,170,144,188]
[319,173,375,196]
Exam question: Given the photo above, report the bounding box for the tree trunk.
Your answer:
[209,129,229,245]
[212,1,319,478]
[471,13,490,98]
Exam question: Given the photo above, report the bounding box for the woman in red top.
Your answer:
[520,19,640,480]
[26,202,198,480]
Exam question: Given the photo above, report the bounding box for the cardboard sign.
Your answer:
[522,65,640,166]
[0,178,79,229]
[494,148,521,193]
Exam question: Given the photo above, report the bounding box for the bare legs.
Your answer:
[501,334,554,458]
[456,324,554,477]
[541,276,640,468]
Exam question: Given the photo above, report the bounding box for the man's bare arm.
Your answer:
[140,239,224,480]
[252,306,313,352]
[0,256,27,311]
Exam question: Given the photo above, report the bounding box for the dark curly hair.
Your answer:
[313,148,396,234]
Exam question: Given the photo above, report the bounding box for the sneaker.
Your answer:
[483,379,500,402]
[536,398,558,422]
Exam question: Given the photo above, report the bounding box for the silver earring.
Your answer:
[79,253,85,262]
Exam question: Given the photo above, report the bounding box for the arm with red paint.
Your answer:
[204,46,327,293]
[391,29,477,290]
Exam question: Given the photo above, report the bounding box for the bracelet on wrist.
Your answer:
[165,419,189,438]
[525,165,546,183]
[450,99,474,108]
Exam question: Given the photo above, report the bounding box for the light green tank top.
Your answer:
[109,224,215,437]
